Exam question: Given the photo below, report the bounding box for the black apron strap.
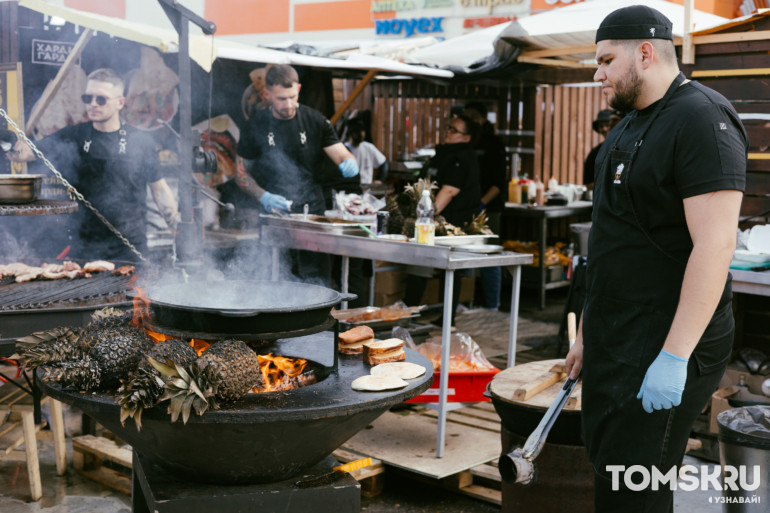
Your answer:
[622,72,689,267]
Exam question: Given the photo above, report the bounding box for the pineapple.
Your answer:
[38,325,154,390]
[117,338,199,430]
[39,356,102,391]
[152,339,260,424]
[89,326,154,388]
[19,328,83,369]
[19,307,133,370]
[463,210,494,235]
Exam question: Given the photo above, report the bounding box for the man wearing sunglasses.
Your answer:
[7,68,179,262]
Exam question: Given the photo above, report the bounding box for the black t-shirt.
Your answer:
[432,142,481,227]
[588,80,747,310]
[237,105,340,214]
[583,142,602,187]
[476,123,507,213]
[37,122,161,261]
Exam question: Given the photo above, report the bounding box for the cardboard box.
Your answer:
[374,291,404,307]
[709,368,770,434]
[374,270,407,295]
[419,275,475,305]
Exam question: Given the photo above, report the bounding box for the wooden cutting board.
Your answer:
[488,359,582,411]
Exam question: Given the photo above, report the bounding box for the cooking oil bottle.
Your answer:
[415,189,435,245]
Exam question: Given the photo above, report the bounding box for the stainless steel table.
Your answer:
[259,226,532,457]
[503,201,593,309]
[730,269,770,296]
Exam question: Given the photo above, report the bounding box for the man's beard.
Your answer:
[609,65,642,113]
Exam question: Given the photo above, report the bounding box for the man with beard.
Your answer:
[7,68,178,262]
[234,64,358,284]
[565,6,747,511]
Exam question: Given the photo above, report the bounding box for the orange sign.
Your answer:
[530,0,586,11]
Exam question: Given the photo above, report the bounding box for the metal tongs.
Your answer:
[499,312,580,485]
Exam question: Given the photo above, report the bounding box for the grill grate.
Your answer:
[0,274,132,311]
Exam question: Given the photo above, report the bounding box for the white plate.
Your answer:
[452,244,504,254]
[434,235,496,247]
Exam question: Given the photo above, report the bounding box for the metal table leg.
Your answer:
[436,269,454,458]
[507,265,522,369]
[341,256,350,310]
[539,216,547,309]
[271,247,279,281]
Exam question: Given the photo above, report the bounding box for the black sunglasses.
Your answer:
[81,94,115,106]
[447,125,467,135]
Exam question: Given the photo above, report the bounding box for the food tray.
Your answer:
[260,213,374,235]
[0,174,43,204]
[406,369,500,403]
[434,235,497,247]
[333,305,421,330]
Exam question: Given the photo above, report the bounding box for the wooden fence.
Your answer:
[336,78,606,188]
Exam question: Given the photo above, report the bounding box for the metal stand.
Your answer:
[131,451,360,513]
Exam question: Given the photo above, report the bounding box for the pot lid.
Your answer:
[138,280,349,315]
[489,359,582,411]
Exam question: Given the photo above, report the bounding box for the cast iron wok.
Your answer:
[131,280,356,336]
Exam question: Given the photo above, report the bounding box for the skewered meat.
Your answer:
[83,260,116,273]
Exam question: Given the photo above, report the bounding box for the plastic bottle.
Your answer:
[508,178,522,204]
[535,181,545,205]
[415,189,435,245]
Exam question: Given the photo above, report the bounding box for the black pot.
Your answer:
[131,280,356,336]
[486,384,584,446]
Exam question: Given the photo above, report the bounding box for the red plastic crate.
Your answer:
[406,368,500,403]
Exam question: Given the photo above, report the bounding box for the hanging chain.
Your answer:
[0,108,147,262]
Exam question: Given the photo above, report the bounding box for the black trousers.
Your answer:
[591,355,727,512]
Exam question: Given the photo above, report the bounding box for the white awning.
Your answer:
[19,0,453,78]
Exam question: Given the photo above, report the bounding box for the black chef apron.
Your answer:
[582,73,734,512]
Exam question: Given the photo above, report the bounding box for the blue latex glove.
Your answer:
[339,157,359,178]
[260,191,290,212]
[636,350,688,413]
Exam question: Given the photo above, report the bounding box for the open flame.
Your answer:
[131,287,312,392]
[253,353,311,393]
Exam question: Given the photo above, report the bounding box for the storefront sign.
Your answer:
[530,0,585,10]
[463,16,514,28]
[375,17,444,36]
[31,39,75,66]
[372,0,417,13]
[459,0,525,15]
[423,0,454,7]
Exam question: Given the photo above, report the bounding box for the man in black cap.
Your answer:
[565,5,747,511]
[583,108,622,189]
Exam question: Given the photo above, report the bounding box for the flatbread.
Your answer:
[371,362,426,380]
[351,374,408,392]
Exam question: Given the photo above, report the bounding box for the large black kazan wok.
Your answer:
[132,280,355,336]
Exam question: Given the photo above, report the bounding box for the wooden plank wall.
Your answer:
[362,79,600,189]
[0,0,20,64]
[680,18,770,226]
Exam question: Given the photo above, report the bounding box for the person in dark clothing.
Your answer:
[583,108,622,189]
[464,102,507,310]
[405,115,481,325]
[234,64,359,284]
[7,68,178,262]
[565,6,747,512]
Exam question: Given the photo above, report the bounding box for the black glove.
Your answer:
[0,128,18,152]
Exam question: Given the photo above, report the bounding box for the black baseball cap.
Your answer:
[595,5,673,43]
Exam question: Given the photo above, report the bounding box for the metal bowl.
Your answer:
[0,174,43,204]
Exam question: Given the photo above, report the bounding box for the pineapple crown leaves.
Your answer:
[148,356,217,424]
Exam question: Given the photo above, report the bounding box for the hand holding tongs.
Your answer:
[499,312,580,485]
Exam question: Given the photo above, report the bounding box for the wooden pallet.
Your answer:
[331,448,386,497]
[72,434,132,495]
[340,402,504,505]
